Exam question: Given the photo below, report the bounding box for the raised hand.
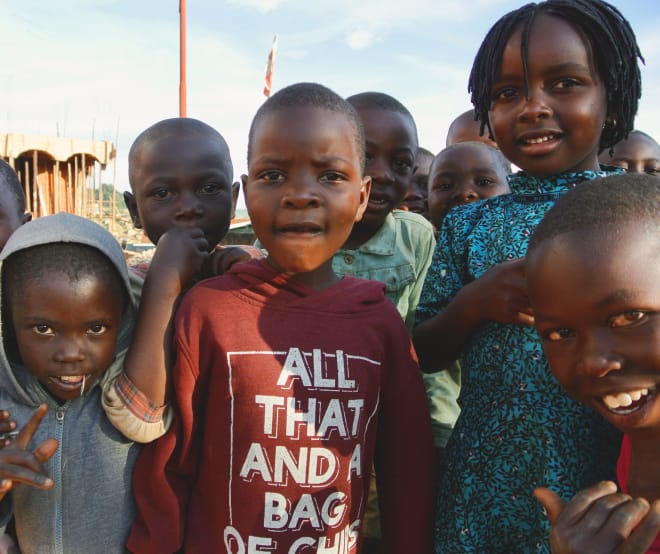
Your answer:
[0,411,17,448]
[469,257,534,326]
[149,227,209,294]
[0,405,58,500]
[535,483,660,553]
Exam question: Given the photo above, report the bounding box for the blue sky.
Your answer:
[4,0,660,208]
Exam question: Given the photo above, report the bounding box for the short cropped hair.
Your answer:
[128,118,232,189]
[527,173,660,255]
[0,160,27,215]
[3,242,126,310]
[431,141,512,176]
[417,147,435,160]
[347,92,419,148]
[247,82,366,170]
[468,0,644,151]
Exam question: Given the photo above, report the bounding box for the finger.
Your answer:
[33,438,59,464]
[622,500,660,554]
[552,481,619,527]
[12,405,48,450]
[0,463,53,489]
[534,488,565,524]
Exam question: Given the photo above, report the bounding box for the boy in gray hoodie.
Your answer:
[0,212,140,553]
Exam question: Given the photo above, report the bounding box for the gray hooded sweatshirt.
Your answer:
[0,212,140,554]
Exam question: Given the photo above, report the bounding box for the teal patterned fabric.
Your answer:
[416,169,623,553]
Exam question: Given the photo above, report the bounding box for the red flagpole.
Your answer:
[179,0,187,117]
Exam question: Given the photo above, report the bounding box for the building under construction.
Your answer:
[1,132,117,223]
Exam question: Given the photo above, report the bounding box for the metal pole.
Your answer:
[179,0,187,117]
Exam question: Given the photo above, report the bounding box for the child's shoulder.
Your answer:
[391,209,434,233]
[443,192,512,230]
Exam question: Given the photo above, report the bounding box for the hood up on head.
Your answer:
[0,212,138,406]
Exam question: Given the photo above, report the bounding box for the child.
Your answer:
[413,1,644,551]
[103,117,250,443]
[599,129,660,176]
[127,82,435,553]
[0,212,140,552]
[427,141,510,230]
[0,160,31,251]
[400,146,433,220]
[331,92,436,551]
[445,108,499,149]
[526,174,660,553]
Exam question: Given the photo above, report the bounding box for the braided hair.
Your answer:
[468,0,644,152]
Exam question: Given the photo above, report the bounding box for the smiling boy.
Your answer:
[128,83,435,553]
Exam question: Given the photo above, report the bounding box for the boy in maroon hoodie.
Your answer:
[127,82,435,553]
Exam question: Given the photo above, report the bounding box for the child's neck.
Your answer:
[342,220,382,251]
[628,432,660,502]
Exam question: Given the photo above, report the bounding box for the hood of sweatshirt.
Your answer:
[0,212,138,407]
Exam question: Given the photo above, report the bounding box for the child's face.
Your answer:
[427,142,509,229]
[488,14,607,177]
[125,133,238,249]
[10,272,123,402]
[243,106,370,289]
[0,188,30,252]
[399,151,432,219]
[356,107,417,231]
[528,224,660,438]
[598,134,660,177]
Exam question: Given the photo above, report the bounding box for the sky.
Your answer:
[4,0,660,210]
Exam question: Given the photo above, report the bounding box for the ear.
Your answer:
[240,174,249,200]
[354,176,371,223]
[21,212,32,224]
[230,181,240,220]
[123,191,142,229]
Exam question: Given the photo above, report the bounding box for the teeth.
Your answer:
[525,135,554,144]
[602,388,649,410]
[59,375,83,383]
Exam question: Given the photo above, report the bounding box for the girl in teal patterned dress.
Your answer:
[413,1,644,552]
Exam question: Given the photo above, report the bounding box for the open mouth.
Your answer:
[50,374,88,390]
[520,133,560,145]
[278,223,322,235]
[601,387,653,415]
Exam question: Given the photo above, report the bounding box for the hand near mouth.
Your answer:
[0,404,59,501]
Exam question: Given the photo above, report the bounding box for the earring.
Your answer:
[603,115,617,129]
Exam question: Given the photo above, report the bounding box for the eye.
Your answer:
[88,323,109,335]
[393,158,413,174]
[476,177,494,188]
[492,87,519,101]
[433,182,453,192]
[151,188,173,200]
[645,166,660,176]
[199,182,222,195]
[609,310,646,328]
[258,170,285,183]
[32,324,53,336]
[320,171,346,184]
[543,328,573,342]
[553,78,582,90]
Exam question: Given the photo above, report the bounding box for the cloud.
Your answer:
[345,29,376,50]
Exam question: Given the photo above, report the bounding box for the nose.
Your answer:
[367,156,395,186]
[174,190,203,221]
[575,332,623,378]
[452,184,479,205]
[281,177,321,209]
[517,91,552,123]
[53,337,85,363]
